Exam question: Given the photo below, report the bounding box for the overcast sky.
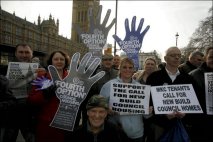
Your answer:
[1,1,212,58]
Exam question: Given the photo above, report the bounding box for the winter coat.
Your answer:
[178,61,197,74]
[28,70,72,142]
[0,75,17,127]
[146,67,196,141]
[66,121,122,142]
[189,62,213,141]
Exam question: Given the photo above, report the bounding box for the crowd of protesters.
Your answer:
[0,43,212,142]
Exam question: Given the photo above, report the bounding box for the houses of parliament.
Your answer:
[0,0,100,67]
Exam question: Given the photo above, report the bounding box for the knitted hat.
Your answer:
[102,54,113,60]
[86,95,109,110]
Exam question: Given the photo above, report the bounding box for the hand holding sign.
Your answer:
[48,52,105,131]
[113,16,150,69]
[74,5,115,51]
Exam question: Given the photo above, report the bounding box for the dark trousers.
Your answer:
[2,127,35,142]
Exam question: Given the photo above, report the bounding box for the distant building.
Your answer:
[139,50,161,70]
[0,6,87,67]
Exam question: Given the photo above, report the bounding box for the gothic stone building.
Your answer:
[0,6,87,68]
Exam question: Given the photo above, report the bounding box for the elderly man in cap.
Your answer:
[66,95,123,142]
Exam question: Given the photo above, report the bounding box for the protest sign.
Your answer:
[109,82,151,115]
[6,62,38,98]
[113,16,150,70]
[205,72,213,115]
[151,84,203,114]
[47,52,104,131]
[74,5,115,63]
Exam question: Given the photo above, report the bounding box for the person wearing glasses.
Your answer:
[146,46,196,142]
[178,50,204,74]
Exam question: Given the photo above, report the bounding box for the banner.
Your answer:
[205,73,213,115]
[34,52,105,131]
[109,82,151,115]
[151,84,203,114]
[74,5,115,63]
[113,16,150,70]
[6,62,38,98]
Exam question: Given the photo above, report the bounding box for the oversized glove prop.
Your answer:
[113,16,150,70]
[48,52,105,131]
[74,5,115,61]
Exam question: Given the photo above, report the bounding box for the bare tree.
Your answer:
[187,6,213,51]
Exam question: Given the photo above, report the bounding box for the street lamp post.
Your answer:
[175,32,179,47]
[114,0,118,55]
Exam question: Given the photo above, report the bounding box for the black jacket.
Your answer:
[178,61,197,74]
[146,67,196,129]
[0,75,17,127]
[189,62,213,141]
[66,121,123,142]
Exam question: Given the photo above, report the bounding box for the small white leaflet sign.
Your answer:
[151,84,203,114]
[205,72,213,115]
[109,82,151,115]
[6,62,38,98]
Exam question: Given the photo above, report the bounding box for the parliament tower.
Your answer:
[71,0,100,43]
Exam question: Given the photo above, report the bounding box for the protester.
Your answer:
[0,75,17,141]
[2,43,35,142]
[189,47,213,141]
[65,95,123,142]
[133,57,157,84]
[113,54,121,70]
[178,50,204,73]
[132,57,157,141]
[146,46,196,142]
[157,62,166,70]
[27,50,73,142]
[95,54,119,92]
[100,57,153,142]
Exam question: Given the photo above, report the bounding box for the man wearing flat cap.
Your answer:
[66,95,123,142]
